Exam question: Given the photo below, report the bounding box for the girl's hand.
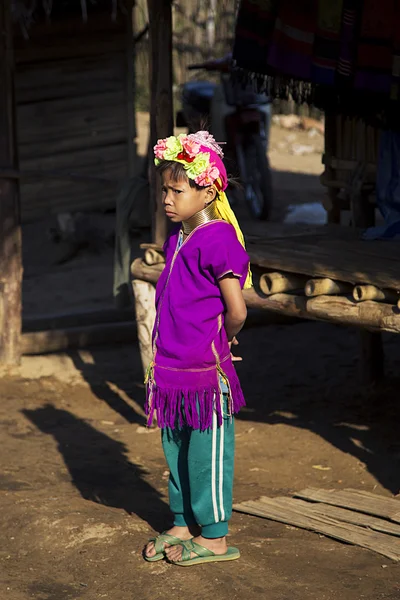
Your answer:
[229,336,242,362]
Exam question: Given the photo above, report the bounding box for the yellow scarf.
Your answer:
[215,184,252,289]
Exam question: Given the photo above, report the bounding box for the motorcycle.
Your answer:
[176,56,273,220]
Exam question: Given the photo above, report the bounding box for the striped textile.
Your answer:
[232,0,400,103]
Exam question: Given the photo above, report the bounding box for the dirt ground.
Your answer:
[1,120,400,600]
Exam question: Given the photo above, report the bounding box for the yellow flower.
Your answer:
[186,152,210,179]
[163,136,183,160]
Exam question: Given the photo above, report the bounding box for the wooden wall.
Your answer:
[14,14,131,222]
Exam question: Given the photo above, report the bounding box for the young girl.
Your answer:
[143,130,251,566]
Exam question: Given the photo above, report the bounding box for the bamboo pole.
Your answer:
[353,285,399,304]
[0,0,22,365]
[305,278,353,298]
[259,272,308,295]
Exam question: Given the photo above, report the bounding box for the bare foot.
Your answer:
[165,535,228,563]
[144,525,199,559]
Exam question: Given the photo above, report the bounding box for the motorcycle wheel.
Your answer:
[240,134,273,221]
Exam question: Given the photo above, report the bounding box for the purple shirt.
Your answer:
[145,220,250,431]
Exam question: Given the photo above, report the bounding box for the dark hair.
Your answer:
[155,159,239,191]
[155,160,203,190]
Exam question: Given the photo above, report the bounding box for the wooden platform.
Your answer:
[234,488,400,561]
[245,223,400,291]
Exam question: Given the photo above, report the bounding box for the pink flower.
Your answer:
[153,138,168,159]
[194,165,219,186]
[181,137,201,158]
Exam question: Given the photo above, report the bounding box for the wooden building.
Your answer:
[13,1,135,222]
[0,0,136,365]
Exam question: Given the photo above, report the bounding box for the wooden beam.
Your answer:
[259,271,308,295]
[126,0,136,177]
[22,307,135,333]
[130,259,400,334]
[305,278,353,297]
[233,496,400,561]
[0,0,22,365]
[147,0,173,247]
[349,162,384,383]
[21,322,137,356]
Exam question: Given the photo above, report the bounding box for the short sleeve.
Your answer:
[203,223,250,289]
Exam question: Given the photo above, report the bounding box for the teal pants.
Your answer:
[161,392,235,539]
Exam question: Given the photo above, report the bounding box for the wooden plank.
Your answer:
[21,186,118,222]
[15,54,125,103]
[19,143,127,220]
[247,236,400,290]
[233,497,400,561]
[287,498,400,537]
[14,14,126,64]
[296,488,400,523]
[17,91,126,148]
[22,321,137,355]
[0,0,23,365]
[23,308,135,333]
[20,143,127,173]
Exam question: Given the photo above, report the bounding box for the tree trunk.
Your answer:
[0,0,22,366]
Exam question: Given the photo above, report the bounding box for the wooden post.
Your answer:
[349,158,384,384]
[324,113,341,225]
[0,0,23,366]
[132,1,173,377]
[126,0,137,177]
[147,0,173,247]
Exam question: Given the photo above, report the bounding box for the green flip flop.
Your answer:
[170,539,240,567]
[144,531,184,562]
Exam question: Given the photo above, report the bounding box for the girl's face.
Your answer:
[161,169,216,223]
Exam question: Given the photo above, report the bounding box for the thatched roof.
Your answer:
[12,0,121,37]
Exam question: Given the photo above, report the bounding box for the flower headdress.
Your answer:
[154,131,227,189]
[154,130,252,289]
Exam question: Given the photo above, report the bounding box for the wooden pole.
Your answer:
[147,0,173,247]
[0,0,22,366]
[305,278,353,297]
[353,285,399,305]
[126,0,136,177]
[132,0,173,377]
[130,260,400,335]
[349,156,384,383]
[324,112,341,225]
[259,272,308,296]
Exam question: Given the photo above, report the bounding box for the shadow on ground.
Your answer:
[237,323,400,495]
[67,346,147,426]
[23,404,169,531]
